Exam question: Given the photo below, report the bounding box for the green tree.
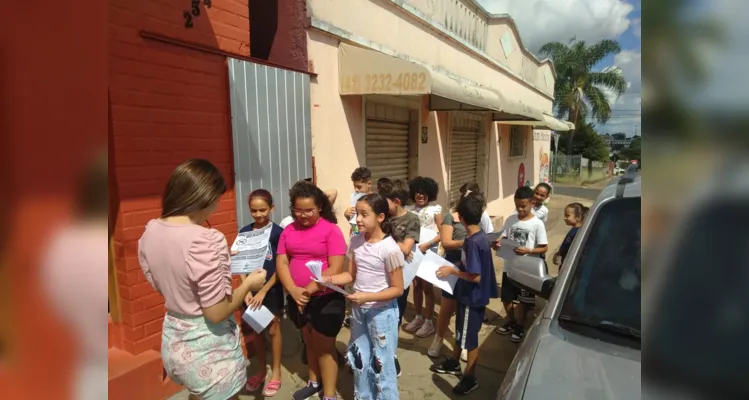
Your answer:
[621,136,641,160]
[539,38,628,153]
[612,132,627,140]
[558,121,610,162]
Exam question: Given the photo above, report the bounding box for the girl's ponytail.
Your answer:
[566,202,589,222]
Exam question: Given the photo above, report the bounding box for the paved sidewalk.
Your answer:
[169,189,599,400]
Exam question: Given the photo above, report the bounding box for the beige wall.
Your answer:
[307,0,556,231]
[308,0,553,109]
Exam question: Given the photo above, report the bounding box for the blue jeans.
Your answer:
[347,300,399,400]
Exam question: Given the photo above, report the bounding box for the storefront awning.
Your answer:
[494,112,574,131]
[338,43,540,118]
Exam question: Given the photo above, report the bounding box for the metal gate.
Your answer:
[448,112,484,206]
[228,58,312,228]
[365,102,411,182]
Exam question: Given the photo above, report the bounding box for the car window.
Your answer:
[559,197,641,341]
[644,201,749,395]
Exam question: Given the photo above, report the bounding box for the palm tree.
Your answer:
[539,38,628,154]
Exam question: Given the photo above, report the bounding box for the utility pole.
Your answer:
[634,124,639,137]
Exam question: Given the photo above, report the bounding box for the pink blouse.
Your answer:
[138,219,233,316]
[277,218,347,295]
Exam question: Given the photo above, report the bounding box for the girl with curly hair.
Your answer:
[403,176,443,338]
[275,182,347,400]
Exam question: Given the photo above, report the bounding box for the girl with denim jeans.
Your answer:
[323,193,405,399]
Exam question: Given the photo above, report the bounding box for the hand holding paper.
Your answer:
[242,306,274,333]
[415,251,458,294]
[496,238,520,260]
[305,260,348,296]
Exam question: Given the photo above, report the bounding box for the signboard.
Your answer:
[341,72,428,95]
[517,163,525,188]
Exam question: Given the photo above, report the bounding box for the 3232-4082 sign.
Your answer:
[342,72,427,93]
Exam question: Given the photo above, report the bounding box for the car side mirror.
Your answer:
[505,256,555,300]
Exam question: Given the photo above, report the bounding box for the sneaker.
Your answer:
[510,325,525,343]
[415,319,436,338]
[460,349,468,362]
[343,316,351,328]
[430,357,462,376]
[291,381,322,400]
[395,356,402,377]
[453,375,479,395]
[404,315,424,333]
[427,336,443,358]
[495,321,515,335]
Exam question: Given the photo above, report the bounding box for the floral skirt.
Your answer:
[161,311,246,400]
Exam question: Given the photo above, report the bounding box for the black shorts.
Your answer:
[500,272,535,305]
[455,304,485,351]
[441,289,456,300]
[286,292,346,338]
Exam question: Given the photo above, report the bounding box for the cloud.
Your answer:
[632,18,641,38]
[476,0,635,53]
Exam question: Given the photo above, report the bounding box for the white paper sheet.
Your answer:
[497,238,520,261]
[415,251,458,294]
[241,305,275,333]
[349,192,367,224]
[486,231,502,245]
[230,225,272,274]
[419,227,439,245]
[403,244,425,290]
[305,260,348,295]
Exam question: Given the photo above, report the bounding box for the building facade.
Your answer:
[107,1,310,399]
[305,0,572,230]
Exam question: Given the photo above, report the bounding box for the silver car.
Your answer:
[497,167,641,400]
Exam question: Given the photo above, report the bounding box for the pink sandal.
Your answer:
[245,372,265,392]
[263,380,282,397]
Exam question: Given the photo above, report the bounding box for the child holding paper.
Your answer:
[275,182,347,400]
[382,179,421,376]
[323,193,404,399]
[236,189,285,397]
[432,194,498,395]
[492,186,548,343]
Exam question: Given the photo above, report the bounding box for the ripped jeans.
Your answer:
[347,300,399,400]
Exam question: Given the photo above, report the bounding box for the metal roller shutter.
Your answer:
[448,113,484,206]
[365,102,411,182]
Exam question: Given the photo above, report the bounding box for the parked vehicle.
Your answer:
[497,166,641,400]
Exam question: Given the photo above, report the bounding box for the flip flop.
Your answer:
[245,372,265,392]
[263,380,282,397]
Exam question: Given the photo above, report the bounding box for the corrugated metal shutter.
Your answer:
[227,58,312,228]
[365,102,411,182]
[448,112,483,206]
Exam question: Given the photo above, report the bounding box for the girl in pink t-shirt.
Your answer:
[324,193,405,399]
[275,182,347,400]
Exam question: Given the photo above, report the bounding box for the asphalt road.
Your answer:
[552,182,610,201]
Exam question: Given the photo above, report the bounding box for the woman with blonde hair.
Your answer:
[138,159,266,400]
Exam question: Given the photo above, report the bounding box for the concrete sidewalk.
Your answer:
[169,189,599,400]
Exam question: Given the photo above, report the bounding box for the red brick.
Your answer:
[119,197,161,213]
[207,211,233,226]
[122,209,161,229]
[119,298,144,314]
[133,332,162,354]
[120,338,136,353]
[121,325,145,342]
[129,282,156,298]
[117,270,141,286]
[141,292,165,309]
[144,318,164,336]
[110,73,226,101]
[125,305,165,327]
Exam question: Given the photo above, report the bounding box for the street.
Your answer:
[550,180,612,201]
[169,184,601,400]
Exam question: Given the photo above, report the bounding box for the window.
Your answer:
[509,126,526,157]
[559,197,641,346]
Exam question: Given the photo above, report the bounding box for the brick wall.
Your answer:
[109,0,252,355]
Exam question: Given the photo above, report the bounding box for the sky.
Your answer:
[477,0,642,137]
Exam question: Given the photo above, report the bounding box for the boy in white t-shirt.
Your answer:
[492,186,548,343]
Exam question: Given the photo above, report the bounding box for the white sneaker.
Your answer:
[404,316,424,333]
[427,336,443,358]
[460,349,468,362]
[415,319,436,338]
